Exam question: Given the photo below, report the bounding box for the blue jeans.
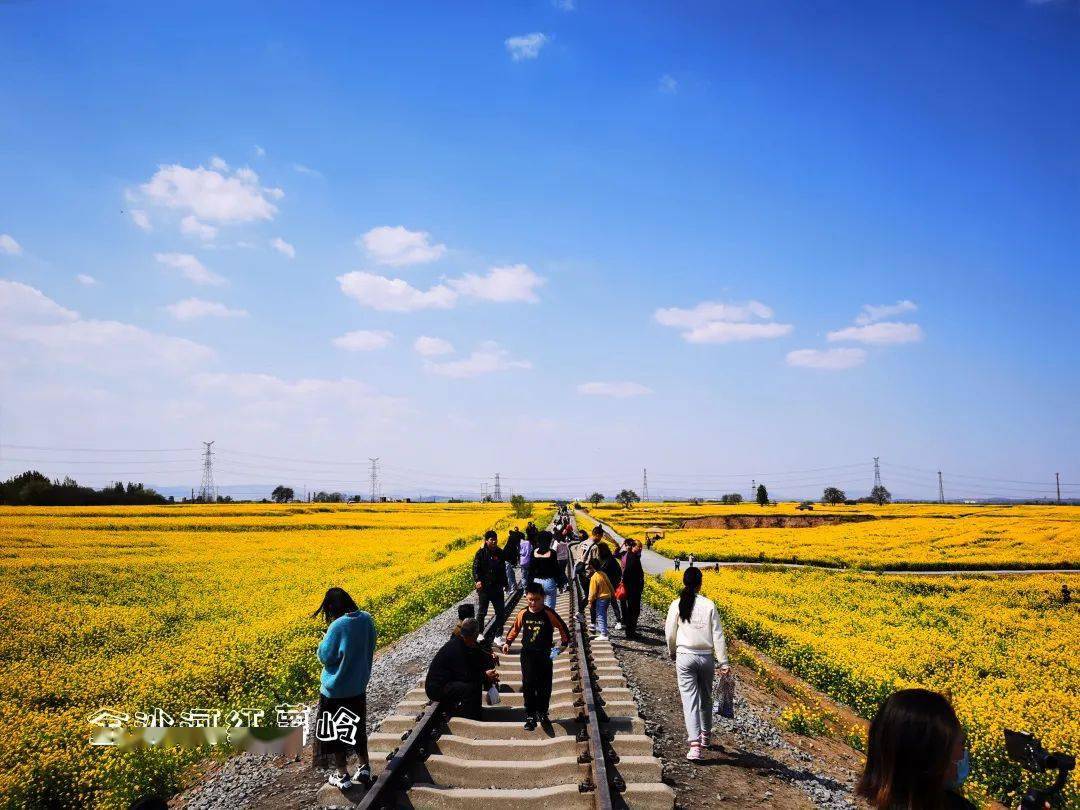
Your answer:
[536,577,557,609]
[505,562,517,590]
[594,598,609,636]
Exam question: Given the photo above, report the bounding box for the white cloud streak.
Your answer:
[337,272,456,312]
[425,341,531,378]
[0,234,22,255]
[76,274,97,286]
[359,225,446,267]
[505,32,549,61]
[414,336,455,357]
[827,322,924,345]
[577,381,653,398]
[180,215,218,241]
[654,299,791,344]
[448,264,544,303]
[332,329,394,351]
[270,237,296,258]
[155,253,226,286]
[166,298,248,321]
[139,160,282,224]
[128,210,152,231]
[854,300,917,325]
[786,348,867,370]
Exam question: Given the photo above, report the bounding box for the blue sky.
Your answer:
[1,1,1078,500]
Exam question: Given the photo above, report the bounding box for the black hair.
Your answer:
[678,567,702,622]
[312,587,359,624]
[596,543,611,560]
[525,582,545,596]
[591,525,604,537]
[536,530,553,553]
[857,689,965,810]
[484,530,497,542]
[578,529,589,540]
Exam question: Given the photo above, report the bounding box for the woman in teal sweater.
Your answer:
[311,587,377,791]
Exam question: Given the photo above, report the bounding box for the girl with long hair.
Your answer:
[664,566,728,761]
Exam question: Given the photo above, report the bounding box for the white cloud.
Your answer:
[359,225,446,266]
[253,145,266,158]
[292,163,323,178]
[76,274,97,286]
[786,348,867,370]
[166,298,248,321]
[854,299,917,325]
[505,32,549,61]
[128,209,152,231]
[155,253,226,286]
[827,322,924,345]
[332,329,393,351]
[683,321,793,343]
[0,280,214,372]
[449,264,545,303]
[655,299,791,343]
[270,237,296,258]
[139,160,281,224]
[659,74,679,94]
[209,155,229,171]
[0,234,22,255]
[553,0,575,9]
[414,336,454,357]
[577,381,653,398]
[338,271,457,312]
[425,341,531,378]
[180,215,218,241]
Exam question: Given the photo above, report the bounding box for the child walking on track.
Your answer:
[502,582,569,731]
[587,559,614,640]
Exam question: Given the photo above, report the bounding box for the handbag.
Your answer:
[613,581,627,600]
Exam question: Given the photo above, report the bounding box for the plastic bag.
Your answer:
[549,645,562,661]
[486,685,501,706]
[715,668,735,719]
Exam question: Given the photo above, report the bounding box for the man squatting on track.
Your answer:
[502,581,570,731]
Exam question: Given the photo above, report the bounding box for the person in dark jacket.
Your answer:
[504,527,524,591]
[595,542,624,628]
[619,539,645,638]
[424,618,498,720]
[856,689,981,810]
[472,530,509,642]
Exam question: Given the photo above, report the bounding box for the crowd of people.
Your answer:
[306,507,1045,809]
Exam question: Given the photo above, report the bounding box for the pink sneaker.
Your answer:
[686,741,702,761]
[699,731,713,748]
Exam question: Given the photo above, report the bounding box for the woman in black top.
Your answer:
[531,530,561,609]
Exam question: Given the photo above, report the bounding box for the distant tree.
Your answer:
[271,485,294,503]
[615,489,640,509]
[588,492,604,506]
[756,484,769,507]
[870,485,892,506]
[822,487,846,505]
[510,494,533,519]
[0,470,167,506]
[720,493,743,505]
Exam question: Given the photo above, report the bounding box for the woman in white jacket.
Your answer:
[664,566,729,761]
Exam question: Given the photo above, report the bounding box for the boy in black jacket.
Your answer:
[424,619,498,720]
[502,582,570,730]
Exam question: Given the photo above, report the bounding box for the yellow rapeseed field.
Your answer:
[584,501,1079,570]
[647,569,1079,809]
[0,502,545,809]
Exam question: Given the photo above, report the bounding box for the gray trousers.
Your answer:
[675,651,714,742]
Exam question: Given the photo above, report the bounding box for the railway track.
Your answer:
[318,546,673,809]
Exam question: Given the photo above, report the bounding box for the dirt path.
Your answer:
[611,603,862,809]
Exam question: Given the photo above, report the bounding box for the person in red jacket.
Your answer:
[502,582,569,730]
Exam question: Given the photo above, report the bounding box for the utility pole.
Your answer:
[368,458,379,503]
[1056,472,1061,504]
[751,479,756,501]
[873,457,882,492]
[493,473,502,502]
[198,441,216,503]
[938,471,945,504]
[642,468,649,502]
[481,482,489,502]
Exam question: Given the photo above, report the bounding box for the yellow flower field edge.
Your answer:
[0,502,552,810]
[644,569,1079,809]
[579,502,1080,571]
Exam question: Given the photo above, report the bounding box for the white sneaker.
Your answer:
[596,634,608,641]
[327,770,352,789]
[686,742,702,761]
[614,622,623,630]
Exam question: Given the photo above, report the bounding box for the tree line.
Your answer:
[0,470,169,506]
